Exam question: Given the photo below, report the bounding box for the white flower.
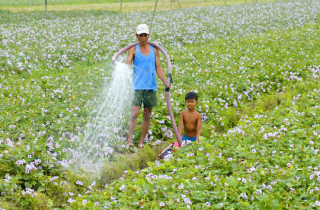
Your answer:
[119,184,126,191]
[76,181,83,186]
[256,189,262,195]
[68,198,76,203]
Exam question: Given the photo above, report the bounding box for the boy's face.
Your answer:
[185,98,198,110]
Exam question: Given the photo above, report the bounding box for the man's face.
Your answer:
[136,33,149,44]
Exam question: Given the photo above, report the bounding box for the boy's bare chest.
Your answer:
[183,113,198,124]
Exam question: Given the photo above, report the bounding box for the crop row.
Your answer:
[1,0,319,73]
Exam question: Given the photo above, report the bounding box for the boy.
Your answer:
[178,92,202,143]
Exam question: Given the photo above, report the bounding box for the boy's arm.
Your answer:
[178,112,184,140]
[196,113,202,141]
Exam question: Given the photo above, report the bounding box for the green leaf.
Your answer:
[227,177,238,187]
[199,136,207,141]
[239,187,247,192]
[166,200,174,205]
[286,183,293,188]
[25,182,32,188]
[37,187,45,192]
[48,198,53,207]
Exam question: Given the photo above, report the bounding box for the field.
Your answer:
[1,0,275,12]
[1,0,320,209]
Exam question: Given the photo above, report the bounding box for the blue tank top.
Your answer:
[133,44,157,91]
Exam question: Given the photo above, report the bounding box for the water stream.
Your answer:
[69,61,133,174]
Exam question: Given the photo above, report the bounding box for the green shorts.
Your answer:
[132,90,157,108]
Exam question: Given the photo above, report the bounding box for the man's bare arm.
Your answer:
[125,47,135,65]
[196,113,202,141]
[154,48,167,86]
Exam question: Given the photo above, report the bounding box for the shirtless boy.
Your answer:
[178,92,202,143]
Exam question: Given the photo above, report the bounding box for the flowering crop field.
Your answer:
[0,0,272,7]
[1,0,320,209]
[0,0,277,13]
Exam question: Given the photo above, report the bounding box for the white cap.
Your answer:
[136,24,149,35]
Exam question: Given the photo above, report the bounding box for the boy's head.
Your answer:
[185,92,198,101]
[185,92,198,110]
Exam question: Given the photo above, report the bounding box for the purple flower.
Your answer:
[76,181,83,186]
[119,184,126,191]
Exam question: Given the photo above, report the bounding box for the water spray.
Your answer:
[112,42,182,147]
[68,62,133,174]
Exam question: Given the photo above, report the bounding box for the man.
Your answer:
[126,24,168,148]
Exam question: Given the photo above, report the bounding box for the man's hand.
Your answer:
[164,81,172,90]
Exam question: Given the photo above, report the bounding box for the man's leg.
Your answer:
[139,108,152,147]
[127,106,140,146]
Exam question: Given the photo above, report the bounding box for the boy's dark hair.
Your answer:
[185,92,198,101]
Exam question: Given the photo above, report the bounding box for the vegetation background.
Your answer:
[0,0,319,209]
[1,0,275,12]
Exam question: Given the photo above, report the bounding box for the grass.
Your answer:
[98,141,173,186]
[1,0,277,13]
